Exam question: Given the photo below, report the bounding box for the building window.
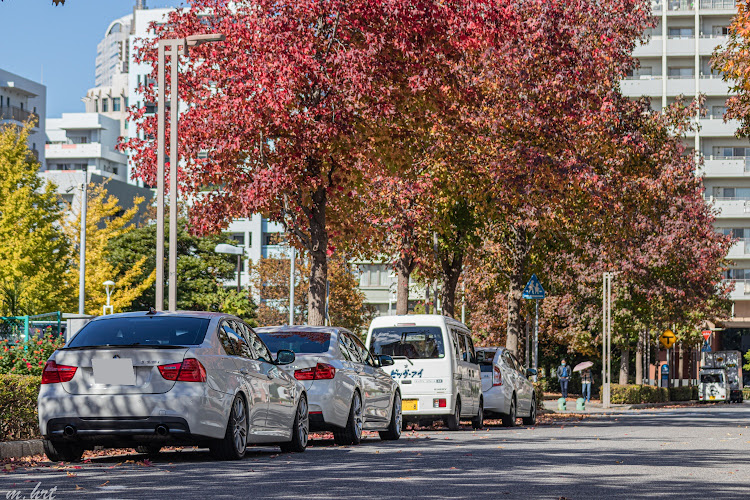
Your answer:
[112,97,121,111]
[230,232,245,246]
[263,233,285,246]
[102,99,108,112]
[358,264,390,287]
[668,67,693,79]
[94,100,98,112]
[668,27,693,38]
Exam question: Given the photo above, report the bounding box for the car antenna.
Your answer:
[146,307,158,315]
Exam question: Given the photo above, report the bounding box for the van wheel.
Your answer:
[472,398,484,430]
[210,395,248,460]
[380,393,402,441]
[522,398,537,426]
[334,391,363,445]
[43,439,84,462]
[502,396,517,427]
[445,399,461,431]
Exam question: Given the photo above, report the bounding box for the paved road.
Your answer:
[3,404,750,499]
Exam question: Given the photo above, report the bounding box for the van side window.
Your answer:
[451,328,466,361]
[463,334,476,363]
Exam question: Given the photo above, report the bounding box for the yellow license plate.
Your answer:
[709,396,716,400]
[403,399,418,411]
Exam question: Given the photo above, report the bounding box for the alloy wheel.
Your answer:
[297,397,309,448]
[232,397,248,454]
[353,392,363,440]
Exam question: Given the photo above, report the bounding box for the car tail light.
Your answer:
[41,361,77,384]
[433,398,447,408]
[294,363,336,381]
[493,366,502,386]
[158,358,207,382]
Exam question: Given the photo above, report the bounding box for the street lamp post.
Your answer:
[289,246,295,325]
[102,280,115,315]
[155,33,225,311]
[78,169,88,315]
[602,272,615,409]
[215,243,245,292]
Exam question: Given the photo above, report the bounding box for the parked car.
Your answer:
[256,326,402,445]
[38,311,309,462]
[366,315,483,431]
[475,347,537,426]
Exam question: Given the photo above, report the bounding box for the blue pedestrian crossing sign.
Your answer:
[522,274,546,299]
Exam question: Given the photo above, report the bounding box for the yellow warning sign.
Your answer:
[659,330,676,349]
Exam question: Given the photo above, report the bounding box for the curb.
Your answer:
[629,400,700,410]
[0,440,43,459]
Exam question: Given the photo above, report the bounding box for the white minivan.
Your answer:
[366,315,483,430]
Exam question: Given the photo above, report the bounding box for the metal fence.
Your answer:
[0,312,62,343]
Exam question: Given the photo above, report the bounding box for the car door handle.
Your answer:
[239,368,249,375]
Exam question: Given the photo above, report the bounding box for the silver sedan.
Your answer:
[476,347,537,426]
[256,326,402,445]
[38,311,309,462]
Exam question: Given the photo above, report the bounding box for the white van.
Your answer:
[365,315,482,430]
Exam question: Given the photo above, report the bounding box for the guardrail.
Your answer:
[0,106,39,125]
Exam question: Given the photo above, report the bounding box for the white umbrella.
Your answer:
[573,361,594,372]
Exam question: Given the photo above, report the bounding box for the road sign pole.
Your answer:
[533,299,539,382]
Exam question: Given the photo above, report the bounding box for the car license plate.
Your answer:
[709,396,716,400]
[403,399,418,412]
[93,358,136,386]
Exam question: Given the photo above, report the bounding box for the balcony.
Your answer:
[45,143,126,164]
[696,117,740,137]
[621,76,663,97]
[710,198,750,217]
[0,105,39,127]
[723,280,750,301]
[699,75,732,96]
[666,76,697,96]
[727,239,750,259]
[666,37,695,56]
[700,0,737,10]
[633,37,663,58]
[699,35,728,55]
[702,156,750,177]
[667,0,694,12]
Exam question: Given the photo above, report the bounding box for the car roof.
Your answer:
[87,311,230,323]
[369,314,470,329]
[255,325,351,335]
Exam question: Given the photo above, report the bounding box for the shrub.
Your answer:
[602,384,669,404]
[669,386,698,401]
[0,334,64,375]
[0,374,41,441]
[743,388,750,401]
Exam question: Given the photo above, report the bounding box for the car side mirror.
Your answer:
[378,355,394,367]
[276,349,295,365]
[526,368,537,378]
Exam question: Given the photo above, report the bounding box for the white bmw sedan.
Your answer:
[256,326,402,445]
[38,311,309,462]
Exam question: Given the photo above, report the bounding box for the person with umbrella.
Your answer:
[574,361,594,403]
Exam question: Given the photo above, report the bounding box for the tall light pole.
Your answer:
[289,246,296,325]
[156,33,225,311]
[602,272,614,409]
[102,280,115,315]
[78,168,88,315]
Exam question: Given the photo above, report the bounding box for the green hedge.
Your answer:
[743,388,750,401]
[669,386,698,401]
[601,384,668,404]
[0,374,40,441]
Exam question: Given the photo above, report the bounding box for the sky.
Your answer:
[0,0,182,118]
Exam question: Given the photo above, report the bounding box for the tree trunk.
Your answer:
[677,343,684,386]
[306,183,328,326]
[619,347,629,385]
[395,255,414,316]
[635,331,643,385]
[505,224,527,358]
[440,251,464,318]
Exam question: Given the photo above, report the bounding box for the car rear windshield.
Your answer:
[701,373,724,384]
[67,316,211,348]
[370,326,445,359]
[476,350,496,365]
[258,331,331,354]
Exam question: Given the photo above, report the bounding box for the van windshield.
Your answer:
[370,327,445,359]
[701,373,724,384]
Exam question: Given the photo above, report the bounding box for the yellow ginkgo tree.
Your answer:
[65,183,155,315]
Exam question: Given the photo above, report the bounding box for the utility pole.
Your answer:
[289,246,295,325]
[432,232,439,315]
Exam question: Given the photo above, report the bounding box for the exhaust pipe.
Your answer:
[63,425,76,437]
[155,425,169,436]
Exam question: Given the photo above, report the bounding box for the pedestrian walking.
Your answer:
[580,368,592,403]
[557,359,571,399]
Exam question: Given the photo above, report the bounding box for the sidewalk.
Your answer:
[542,398,703,413]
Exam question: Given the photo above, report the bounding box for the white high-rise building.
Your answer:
[623,0,749,358]
[0,68,46,169]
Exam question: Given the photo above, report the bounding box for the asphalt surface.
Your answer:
[2,404,750,499]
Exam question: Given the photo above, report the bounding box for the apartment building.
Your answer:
[622,0,750,368]
[0,67,46,169]
[45,113,128,182]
